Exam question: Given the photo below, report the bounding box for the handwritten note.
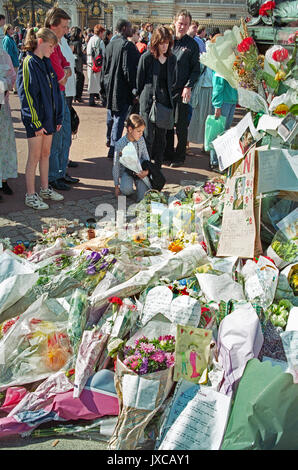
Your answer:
[217,147,257,259]
[141,287,201,327]
[140,286,173,326]
[158,384,231,450]
[156,379,200,447]
[122,374,160,410]
[164,295,201,327]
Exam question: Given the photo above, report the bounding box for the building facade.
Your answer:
[0,0,248,31]
[110,0,248,31]
[0,0,113,29]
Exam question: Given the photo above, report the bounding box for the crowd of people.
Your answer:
[0,7,239,209]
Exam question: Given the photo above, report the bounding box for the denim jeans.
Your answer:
[48,91,72,182]
[210,102,236,166]
[120,170,149,203]
[107,104,130,158]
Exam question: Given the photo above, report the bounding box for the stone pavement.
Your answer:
[0,80,245,245]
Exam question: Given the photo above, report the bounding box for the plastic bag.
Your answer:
[0,294,72,392]
[204,115,226,151]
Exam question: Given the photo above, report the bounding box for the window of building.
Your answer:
[151,10,158,16]
[230,13,237,18]
[206,13,212,18]
[133,9,139,14]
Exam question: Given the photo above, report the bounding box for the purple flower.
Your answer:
[139,357,149,375]
[86,251,101,264]
[86,265,97,275]
[101,248,109,256]
[111,258,117,264]
[99,262,109,270]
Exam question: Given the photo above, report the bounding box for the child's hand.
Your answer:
[137,170,149,179]
[115,186,120,197]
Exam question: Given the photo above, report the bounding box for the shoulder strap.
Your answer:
[152,58,158,100]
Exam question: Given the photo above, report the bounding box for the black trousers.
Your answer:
[164,96,189,163]
[142,113,167,168]
[76,71,85,100]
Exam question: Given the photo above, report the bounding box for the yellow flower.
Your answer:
[133,233,146,243]
[168,240,184,253]
[274,103,289,116]
[275,69,286,81]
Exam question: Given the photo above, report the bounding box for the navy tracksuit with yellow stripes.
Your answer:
[17,52,63,137]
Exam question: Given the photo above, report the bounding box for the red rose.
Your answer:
[259,1,276,16]
[272,48,289,62]
[108,296,123,306]
[237,37,254,53]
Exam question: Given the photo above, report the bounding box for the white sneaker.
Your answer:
[25,193,49,210]
[39,186,64,201]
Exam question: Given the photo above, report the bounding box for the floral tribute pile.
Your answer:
[0,10,297,451]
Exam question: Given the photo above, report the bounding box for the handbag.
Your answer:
[141,160,166,191]
[70,106,80,135]
[149,62,174,130]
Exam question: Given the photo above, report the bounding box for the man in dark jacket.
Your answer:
[101,19,140,159]
[164,9,200,168]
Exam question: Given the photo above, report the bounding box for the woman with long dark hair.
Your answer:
[136,25,176,168]
[69,26,85,102]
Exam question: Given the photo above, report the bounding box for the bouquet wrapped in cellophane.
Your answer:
[108,332,175,450]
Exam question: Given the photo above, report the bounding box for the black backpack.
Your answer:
[70,106,80,135]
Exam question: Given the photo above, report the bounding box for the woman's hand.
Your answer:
[181,87,191,104]
[35,128,47,136]
[137,170,149,179]
[115,186,120,197]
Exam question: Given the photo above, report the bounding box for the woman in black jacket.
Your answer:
[69,27,85,102]
[136,26,176,168]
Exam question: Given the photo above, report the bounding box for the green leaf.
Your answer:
[261,71,279,90]
[268,62,278,74]
[289,104,298,116]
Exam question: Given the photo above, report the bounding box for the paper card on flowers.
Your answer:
[196,272,245,303]
[165,295,201,327]
[122,374,160,410]
[212,112,261,171]
[173,324,212,383]
[140,286,173,326]
[216,147,257,259]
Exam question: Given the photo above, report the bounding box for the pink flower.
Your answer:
[130,360,139,370]
[135,335,148,346]
[139,342,156,354]
[288,31,298,44]
[165,352,175,367]
[150,350,166,363]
